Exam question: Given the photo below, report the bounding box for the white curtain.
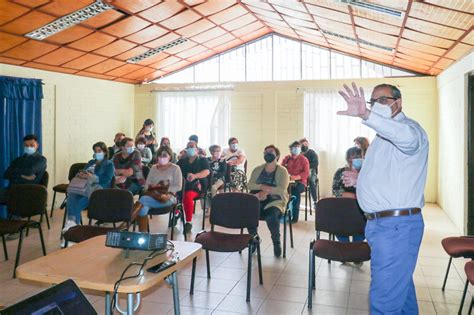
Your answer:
[304,88,376,198]
[157,91,231,153]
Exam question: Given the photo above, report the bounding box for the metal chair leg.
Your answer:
[201,196,207,230]
[305,187,308,221]
[308,243,315,309]
[13,229,24,278]
[190,257,197,295]
[2,235,8,261]
[283,212,287,258]
[169,211,174,240]
[442,256,452,291]
[289,212,294,248]
[205,250,211,279]
[37,223,47,256]
[50,191,57,217]
[257,240,263,285]
[459,278,469,314]
[246,242,253,302]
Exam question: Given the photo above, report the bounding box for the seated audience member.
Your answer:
[154,137,177,163]
[332,146,364,243]
[134,146,182,232]
[177,141,210,233]
[113,137,145,195]
[63,142,114,231]
[208,145,227,197]
[248,145,289,257]
[281,141,309,223]
[354,136,370,158]
[178,135,206,159]
[136,136,152,166]
[1,134,47,203]
[136,119,157,155]
[300,138,319,208]
[108,132,125,159]
[222,137,246,172]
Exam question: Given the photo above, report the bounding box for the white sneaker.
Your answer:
[62,220,77,234]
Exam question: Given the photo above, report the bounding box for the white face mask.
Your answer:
[371,101,395,118]
[137,144,145,150]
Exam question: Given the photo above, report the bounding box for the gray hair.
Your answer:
[373,84,401,99]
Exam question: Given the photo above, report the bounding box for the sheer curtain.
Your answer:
[304,88,375,198]
[157,91,231,153]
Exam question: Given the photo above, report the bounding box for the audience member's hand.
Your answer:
[187,173,195,181]
[260,185,272,193]
[255,191,268,201]
[21,174,36,181]
[337,82,369,119]
[342,169,358,187]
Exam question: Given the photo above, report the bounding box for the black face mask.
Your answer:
[264,153,276,163]
[301,145,308,152]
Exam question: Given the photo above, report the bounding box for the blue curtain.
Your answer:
[0,76,43,218]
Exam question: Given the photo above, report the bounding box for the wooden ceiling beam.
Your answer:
[390,0,413,65]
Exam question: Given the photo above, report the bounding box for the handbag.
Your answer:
[144,181,170,202]
[67,174,100,197]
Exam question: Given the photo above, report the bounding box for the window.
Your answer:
[304,89,376,197]
[154,34,416,84]
[157,91,230,152]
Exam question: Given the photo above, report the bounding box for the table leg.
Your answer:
[171,272,180,315]
[105,292,111,315]
[127,293,134,315]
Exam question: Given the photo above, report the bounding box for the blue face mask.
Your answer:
[230,143,238,151]
[291,147,301,155]
[95,152,105,161]
[24,146,36,155]
[126,147,134,154]
[186,148,196,157]
[352,158,364,170]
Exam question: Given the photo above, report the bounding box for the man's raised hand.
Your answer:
[337,82,369,119]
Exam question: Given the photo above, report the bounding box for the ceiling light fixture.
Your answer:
[321,29,393,51]
[127,38,188,63]
[339,0,403,17]
[25,0,114,40]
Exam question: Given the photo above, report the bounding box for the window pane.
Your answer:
[302,43,330,80]
[219,46,245,82]
[156,66,194,83]
[194,57,219,83]
[361,60,383,78]
[273,35,301,81]
[330,51,361,79]
[246,35,272,81]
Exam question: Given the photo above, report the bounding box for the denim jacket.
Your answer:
[84,159,114,189]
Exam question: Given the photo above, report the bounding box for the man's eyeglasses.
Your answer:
[367,96,398,107]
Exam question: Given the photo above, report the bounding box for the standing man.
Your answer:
[300,138,319,208]
[339,82,428,314]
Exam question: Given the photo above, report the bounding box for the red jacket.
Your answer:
[281,154,310,186]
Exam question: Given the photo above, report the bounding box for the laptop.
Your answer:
[1,279,97,315]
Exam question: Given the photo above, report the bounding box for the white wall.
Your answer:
[0,64,135,203]
[437,51,474,233]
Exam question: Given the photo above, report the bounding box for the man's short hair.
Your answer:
[209,144,221,153]
[299,137,308,143]
[228,137,238,145]
[189,135,198,143]
[289,140,301,148]
[23,134,38,142]
[120,137,133,147]
[115,132,125,138]
[373,84,401,99]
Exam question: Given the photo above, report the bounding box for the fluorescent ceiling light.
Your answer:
[340,0,403,17]
[321,29,393,51]
[25,1,114,40]
[127,38,188,63]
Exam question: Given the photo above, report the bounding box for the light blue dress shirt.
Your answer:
[357,111,429,213]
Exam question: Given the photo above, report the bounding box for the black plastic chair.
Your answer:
[50,163,87,217]
[441,236,474,292]
[0,184,47,278]
[191,193,263,302]
[461,261,474,314]
[304,177,319,221]
[307,198,371,309]
[63,189,134,247]
[36,171,50,230]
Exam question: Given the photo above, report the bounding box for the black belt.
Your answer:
[365,208,421,220]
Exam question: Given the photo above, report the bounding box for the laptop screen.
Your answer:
[1,279,97,315]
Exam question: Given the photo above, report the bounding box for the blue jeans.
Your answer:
[67,193,90,223]
[290,182,305,221]
[336,235,365,242]
[365,212,424,315]
[138,195,175,217]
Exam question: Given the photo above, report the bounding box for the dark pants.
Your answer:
[248,206,281,245]
[290,182,305,222]
[308,169,318,203]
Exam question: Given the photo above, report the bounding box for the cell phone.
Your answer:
[147,260,176,273]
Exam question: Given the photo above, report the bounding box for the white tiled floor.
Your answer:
[0,203,472,314]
